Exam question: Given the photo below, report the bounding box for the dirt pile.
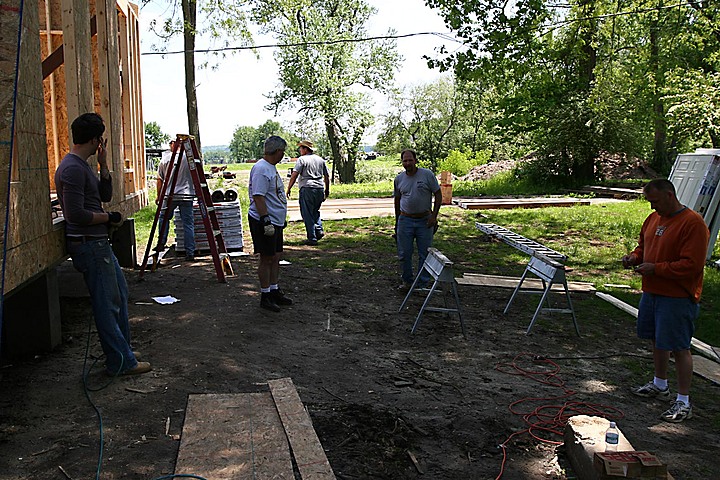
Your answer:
[460,158,524,181]
[595,152,660,180]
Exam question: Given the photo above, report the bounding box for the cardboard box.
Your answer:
[593,451,668,479]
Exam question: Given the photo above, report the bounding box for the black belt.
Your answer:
[67,236,106,244]
[400,211,430,219]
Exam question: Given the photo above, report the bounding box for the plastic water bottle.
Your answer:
[605,421,619,452]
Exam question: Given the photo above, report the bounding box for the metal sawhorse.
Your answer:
[398,248,466,337]
[476,223,580,336]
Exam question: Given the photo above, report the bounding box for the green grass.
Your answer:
[283,201,720,346]
[136,165,720,347]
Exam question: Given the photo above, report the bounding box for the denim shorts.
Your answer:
[637,293,699,351]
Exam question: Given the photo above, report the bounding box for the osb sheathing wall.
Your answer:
[0,0,146,296]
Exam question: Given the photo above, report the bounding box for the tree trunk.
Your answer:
[574,0,598,182]
[325,119,343,182]
[182,0,201,153]
[344,150,357,184]
[710,130,720,149]
[649,3,669,173]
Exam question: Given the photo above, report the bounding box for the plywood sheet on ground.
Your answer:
[175,393,294,480]
[583,185,644,197]
[457,273,595,292]
[269,378,335,480]
[455,197,591,210]
[287,197,394,222]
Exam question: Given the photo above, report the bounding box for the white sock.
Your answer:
[261,287,271,293]
[676,394,690,406]
[270,284,279,291]
[653,377,668,390]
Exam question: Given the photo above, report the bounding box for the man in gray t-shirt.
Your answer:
[248,136,292,312]
[155,140,196,259]
[394,149,442,287]
[286,139,330,245]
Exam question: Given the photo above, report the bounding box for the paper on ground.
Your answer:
[152,295,180,304]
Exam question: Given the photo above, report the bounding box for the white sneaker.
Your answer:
[632,381,671,399]
[661,400,692,423]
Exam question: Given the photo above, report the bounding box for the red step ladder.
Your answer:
[139,134,233,282]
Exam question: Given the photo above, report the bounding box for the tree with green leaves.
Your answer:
[229,125,261,161]
[144,121,171,148]
[426,0,720,180]
[251,0,399,183]
[142,0,254,153]
[229,120,299,162]
[377,77,462,170]
[377,77,508,171]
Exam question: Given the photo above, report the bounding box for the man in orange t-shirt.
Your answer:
[622,178,709,423]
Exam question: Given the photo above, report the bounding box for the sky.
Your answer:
[138,0,460,147]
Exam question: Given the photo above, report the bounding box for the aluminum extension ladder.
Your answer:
[476,223,580,336]
[398,248,466,337]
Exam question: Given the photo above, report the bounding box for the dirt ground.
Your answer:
[1,230,719,479]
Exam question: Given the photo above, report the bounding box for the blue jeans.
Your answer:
[67,239,137,374]
[158,200,195,255]
[299,187,324,241]
[396,215,434,284]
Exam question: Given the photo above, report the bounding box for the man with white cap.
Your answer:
[286,140,330,246]
[248,136,293,312]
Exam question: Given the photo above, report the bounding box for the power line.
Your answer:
[141,31,462,56]
[540,1,695,36]
[140,1,698,57]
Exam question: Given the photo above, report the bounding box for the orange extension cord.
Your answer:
[493,352,625,479]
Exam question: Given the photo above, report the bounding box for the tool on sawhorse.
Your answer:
[476,223,580,336]
[398,248,466,337]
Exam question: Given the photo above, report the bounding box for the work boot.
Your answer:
[260,292,281,312]
[271,288,293,306]
[108,361,152,376]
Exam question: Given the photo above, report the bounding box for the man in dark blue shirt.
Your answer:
[55,113,151,376]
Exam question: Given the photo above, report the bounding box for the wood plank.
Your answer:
[594,292,720,384]
[458,273,595,292]
[457,198,591,210]
[594,292,638,317]
[105,0,126,205]
[117,9,134,197]
[175,393,294,480]
[584,185,644,196]
[268,378,336,480]
[692,355,720,386]
[61,0,94,126]
[690,337,720,363]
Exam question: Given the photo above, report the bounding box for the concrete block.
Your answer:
[564,415,633,480]
[2,269,62,357]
